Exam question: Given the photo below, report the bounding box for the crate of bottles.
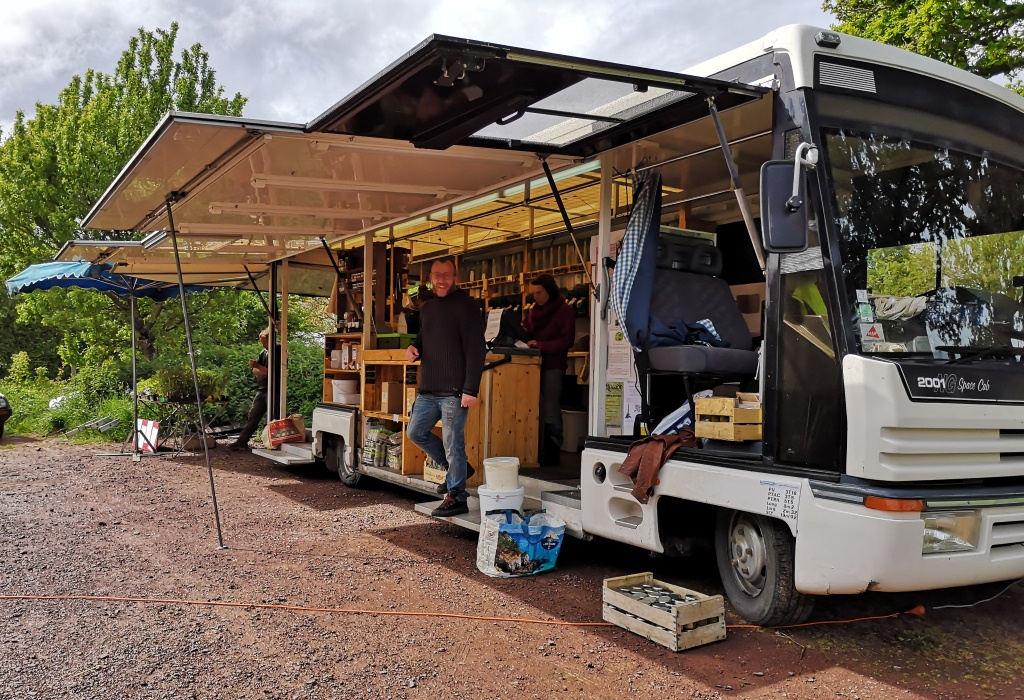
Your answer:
[602,572,726,651]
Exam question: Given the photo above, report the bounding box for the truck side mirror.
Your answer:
[760,143,817,254]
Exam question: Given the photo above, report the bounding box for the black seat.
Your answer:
[644,239,759,375]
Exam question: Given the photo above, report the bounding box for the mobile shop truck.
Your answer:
[71,25,1024,626]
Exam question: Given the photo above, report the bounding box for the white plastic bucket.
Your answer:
[483,457,520,490]
[332,379,359,403]
[477,485,525,516]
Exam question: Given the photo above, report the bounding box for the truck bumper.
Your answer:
[795,490,1024,594]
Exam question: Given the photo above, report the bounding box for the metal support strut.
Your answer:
[541,160,598,297]
[706,96,766,273]
[164,194,227,550]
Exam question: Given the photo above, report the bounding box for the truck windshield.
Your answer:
[825,127,1024,359]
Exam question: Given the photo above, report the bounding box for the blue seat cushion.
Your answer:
[647,345,759,374]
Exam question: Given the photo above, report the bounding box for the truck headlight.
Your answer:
[922,510,981,554]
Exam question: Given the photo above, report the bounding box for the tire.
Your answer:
[715,508,814,626]
[324,435,361,488]
[0,421,4,440]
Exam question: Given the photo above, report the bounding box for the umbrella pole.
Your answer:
[165,196,227,550]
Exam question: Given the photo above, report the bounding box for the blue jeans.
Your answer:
[407,394,470,502]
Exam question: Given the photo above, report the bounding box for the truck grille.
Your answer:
[879,427,1024,480]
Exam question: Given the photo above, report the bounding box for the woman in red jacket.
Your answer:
[523,274,577,465]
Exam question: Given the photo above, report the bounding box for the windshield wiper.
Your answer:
[937,345,1024,364]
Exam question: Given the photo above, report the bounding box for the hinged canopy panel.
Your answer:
[309,34,766,157]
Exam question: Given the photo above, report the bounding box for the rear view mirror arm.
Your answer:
[788,143,819,212]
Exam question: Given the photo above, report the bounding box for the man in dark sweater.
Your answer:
[406,257,486,517]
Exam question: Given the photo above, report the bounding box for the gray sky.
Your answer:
[0,0,834,135]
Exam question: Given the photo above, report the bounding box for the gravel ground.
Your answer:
[2,436,1023,699]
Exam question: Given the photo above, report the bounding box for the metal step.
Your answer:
[516,474,580,500]
[614,515,643,529]
[251,447,316,465]
[413,501,482,531]
[541,489,582,509]
[360,465,447,496]
[279,441,315,460]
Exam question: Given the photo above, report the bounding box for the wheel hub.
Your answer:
[729,514,767,596]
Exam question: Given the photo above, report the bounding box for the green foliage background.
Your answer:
[0,22,330,441]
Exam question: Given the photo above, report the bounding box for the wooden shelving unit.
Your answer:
[322,333,362,406]
[360,349,428,476]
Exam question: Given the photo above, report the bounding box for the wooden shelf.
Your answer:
[327,333,363,339]
[323,401,360,409]
[324,367,360,374]
[363,410,409,423]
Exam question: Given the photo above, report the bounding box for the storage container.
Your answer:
[477,485,525,516]
[483,456,520,490]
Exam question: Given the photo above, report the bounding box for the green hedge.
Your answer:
[0,337,324,440]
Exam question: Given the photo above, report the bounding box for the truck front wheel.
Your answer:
[324,435,361,488]
[715,509,814,626]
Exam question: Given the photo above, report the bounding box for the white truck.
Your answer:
[74,25,1024,625]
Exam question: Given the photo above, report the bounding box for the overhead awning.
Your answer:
[309,35,766,157]
[75,36,767,289]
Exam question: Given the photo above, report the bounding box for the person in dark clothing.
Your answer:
[524,274,576,465]
[406,257,486,517]
[229,326,273,451]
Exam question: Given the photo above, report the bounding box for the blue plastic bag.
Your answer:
[476,510,566,578]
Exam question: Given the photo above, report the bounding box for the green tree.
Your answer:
[824,1,1024,87]
[0,22,248,373]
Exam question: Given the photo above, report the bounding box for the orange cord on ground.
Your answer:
[0,594,926,630]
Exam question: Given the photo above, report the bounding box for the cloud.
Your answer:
[0,0,834,134]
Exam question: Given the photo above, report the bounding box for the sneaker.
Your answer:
[434,464,474,494]
[430,494,469,517]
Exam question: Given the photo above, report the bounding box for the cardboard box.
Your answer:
[381,381,403,414]
[730,282,766,337]
[406,387,418,415]
[263,414,306,448]
[423,460,447,485]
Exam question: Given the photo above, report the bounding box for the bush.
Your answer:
[7,351,30,384]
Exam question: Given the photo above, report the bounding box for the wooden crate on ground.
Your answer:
[602,572,726,651]
[694,392,762,441]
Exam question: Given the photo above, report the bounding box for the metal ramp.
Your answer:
[251,441,317,465]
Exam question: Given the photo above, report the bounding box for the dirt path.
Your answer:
[1,437,1022,699]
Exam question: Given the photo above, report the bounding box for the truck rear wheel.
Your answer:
[715,508,814,626]
[324,435,361,488]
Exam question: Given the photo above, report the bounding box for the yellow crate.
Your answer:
[694,395,762,424]
[694,420,763,441]
[602,572,726,652]
[694,393,762,442]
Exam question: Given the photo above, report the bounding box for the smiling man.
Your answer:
[405,256,485,517]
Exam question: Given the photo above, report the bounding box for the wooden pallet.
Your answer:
[694,393,762,442]
[602,572,726,652]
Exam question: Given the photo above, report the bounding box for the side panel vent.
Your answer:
[818,62,877,93]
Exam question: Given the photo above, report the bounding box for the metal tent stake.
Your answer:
[165,195,227,550]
